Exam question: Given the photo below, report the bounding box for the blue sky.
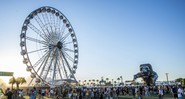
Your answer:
[0,0,185,83]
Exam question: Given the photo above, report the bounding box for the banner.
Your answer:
[0,71,14,76]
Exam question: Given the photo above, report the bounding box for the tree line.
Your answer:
[175,78,185,85]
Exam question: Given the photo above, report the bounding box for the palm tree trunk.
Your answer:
[16,84,19,89]
[11,83,13,90]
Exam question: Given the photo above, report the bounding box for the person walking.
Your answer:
[177,85,184,99]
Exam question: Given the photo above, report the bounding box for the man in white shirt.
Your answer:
[158,86,164,99]
[177,85,184,99]
[50,89,54,97]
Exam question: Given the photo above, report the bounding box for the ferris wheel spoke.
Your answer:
[28,23,47,41]
[34,15,51,42]
[29,50,51,84]
[58,20,64,33]
[27,47,48,54]
[41,13,50,30]
[43,50,56,80]
[32,50,50,68]
[48,12,56,37]
[41,12,55,42]
[62,53,76,80]
[61,32,70,42]
[59,24,66,40]
[63,42,73,45]
[62,51,74,62]
[26,36,48,45]
[36,57,48,76]
[28,78,34,87]
[59,51,69,79]
[57,58,63,80]
[51,12,56,31]
[38,50,53,79]
[61,51,74,76]
[63,48,74,53]
[34,51,50,76]
[56,15,61,33]
[35,15,49,32]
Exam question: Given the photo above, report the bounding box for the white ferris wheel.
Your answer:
[20,6,79,86]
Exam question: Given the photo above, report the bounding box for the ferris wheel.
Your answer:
[20,6,79,86]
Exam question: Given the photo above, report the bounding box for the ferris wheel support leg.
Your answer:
[52,49,58,85]
[62,51,77,83]
[28,78,34,87]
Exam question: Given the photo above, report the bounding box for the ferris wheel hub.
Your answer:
[57,41,63,49]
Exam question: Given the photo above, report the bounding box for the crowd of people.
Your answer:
[0,88,24,99]
[0,84,184,99]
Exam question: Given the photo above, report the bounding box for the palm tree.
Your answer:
[114,81,117,84]
[183,78,185,85]
[20,77,26,85]
[175,78,183,84]
[96,79,99,85]
[117,77,120,84]
[89,80,91,83]
[78,80,81,85]
[92,79,95,85]
[83,80,86,85]
[15,77,26,89]
[9,76,16,89]
[106,78,109,84]
[92,79,95,83]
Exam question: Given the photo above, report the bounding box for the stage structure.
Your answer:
[20,6,79,86]
[133,63,158,86]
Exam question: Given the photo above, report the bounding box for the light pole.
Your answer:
[112,79,114,86]
[120,76,123,85]
[165,73,169,85]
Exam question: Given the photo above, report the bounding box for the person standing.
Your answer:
[158,86,164,99]
[19,89,24,99]
[172,85,178,99]
[144,86,150,96]
[5,88,13,99]
[79,92,83,99]
[138,86,143,99]
[29,89,34,99]
[131,87,136,99]
[29,87,37,99]
[110,88,114,99]
[100,92,103,99]
[177,85,184,99]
